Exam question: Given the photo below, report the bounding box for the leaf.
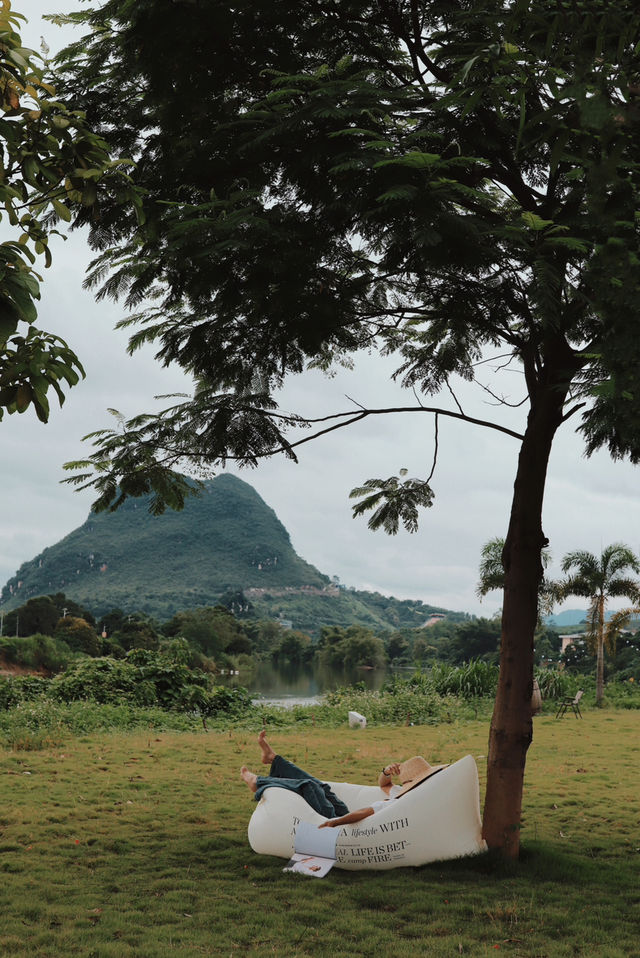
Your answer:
[375,152,441,170]
[0,315,18,344]
[376,185,418,203]
[521,211,554,231]
[52,198,72,222]
[459,55,481,82]
[15,383,32,412]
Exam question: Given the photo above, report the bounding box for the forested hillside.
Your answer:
[1,476,327,617]
[1,475,454,630]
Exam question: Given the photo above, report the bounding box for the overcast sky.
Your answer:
[3,3,639,620]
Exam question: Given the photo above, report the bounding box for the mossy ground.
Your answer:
[0,710,638,956]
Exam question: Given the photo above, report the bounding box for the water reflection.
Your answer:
[218,660,388,706]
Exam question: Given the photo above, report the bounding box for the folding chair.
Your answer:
[555,689,584,719]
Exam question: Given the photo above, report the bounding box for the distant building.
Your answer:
[561,634,585,653]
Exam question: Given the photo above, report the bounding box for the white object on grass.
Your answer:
[248,754,487,870]
[348,710,367,728]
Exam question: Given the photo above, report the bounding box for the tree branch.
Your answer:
[561,401,586,423]
[426,411,439,483]
[246,402,524,459]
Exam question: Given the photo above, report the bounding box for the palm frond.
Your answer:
[603,606,640,654]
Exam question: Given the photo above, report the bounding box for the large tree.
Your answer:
[0,2,137,424]
[559,544,640,704]
[55,1,640,855]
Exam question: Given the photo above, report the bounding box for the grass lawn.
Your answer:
[0,710,638,957]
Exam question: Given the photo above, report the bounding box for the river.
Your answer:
[217,660,392,707]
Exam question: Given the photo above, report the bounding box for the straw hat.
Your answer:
[397,756,448,797]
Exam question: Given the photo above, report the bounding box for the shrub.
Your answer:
[0,677,23,710]
[55,617,102,656]
[199,685,254,719]
[431,661,499,698]
[0,634,71,673]
[535,668,577,700]
[50,657,148,705]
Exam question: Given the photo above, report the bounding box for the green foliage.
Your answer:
[316,624,387,669]
[164,604,249,658]
[47,592,96,625]
[1,595,59,636]
[198,684,254,720]
[0,633,71,672]
[46,0,640,507]
[110,617,159,651]
[349,470,434,534]
[535,668,576,701]
[386,632,411,662]
[559,543,640,702]
[271,630,312,666]
[0,1,137,424]
[430,661,500,699]
[0,674,49,709]
[54,615,101,655]
[0,699,198,748]
[477,536,558,617]
[441,618,502,665]
[49,656,158,707]
[0,645,254,725]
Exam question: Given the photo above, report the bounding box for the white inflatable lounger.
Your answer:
[248,754,488,869]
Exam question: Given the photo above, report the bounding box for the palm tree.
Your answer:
[477,537,557,617]
[559,544,640,705]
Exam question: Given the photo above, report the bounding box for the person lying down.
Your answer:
[240,731,447,826]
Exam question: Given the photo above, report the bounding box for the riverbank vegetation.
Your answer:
[1,591,639,746]
[1,650,639,751]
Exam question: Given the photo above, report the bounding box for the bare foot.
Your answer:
[258,729,276,765]
[240,766,258,793]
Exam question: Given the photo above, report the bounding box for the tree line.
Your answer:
[2,586,639,690]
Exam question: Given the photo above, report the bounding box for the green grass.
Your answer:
[0,712,638,956]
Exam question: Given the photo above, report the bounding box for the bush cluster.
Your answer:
[0,634,72,673]
[0,648,252,721]
[1,654,639,748]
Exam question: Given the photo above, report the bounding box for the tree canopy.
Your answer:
[52,0,640,855]
[0,2,138,424]
[54,0,640,505]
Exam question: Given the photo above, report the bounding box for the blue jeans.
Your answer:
[254,755,349,818]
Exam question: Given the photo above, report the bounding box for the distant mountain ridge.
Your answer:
[544,608,621,628]
[1,476,327,618]
[1,475,454,632]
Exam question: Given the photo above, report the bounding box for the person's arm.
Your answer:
[318,806,375,828]
[378,761,401,789]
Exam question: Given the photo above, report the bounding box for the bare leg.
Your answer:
[240,766,258,793]
[258,729,276,765]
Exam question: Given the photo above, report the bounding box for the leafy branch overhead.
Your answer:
[0,2,139,423]
[349,469,434,534]
[50,0,640,509]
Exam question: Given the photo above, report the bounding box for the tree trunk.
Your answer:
[595,595,605,705]
[482,354,573,857]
